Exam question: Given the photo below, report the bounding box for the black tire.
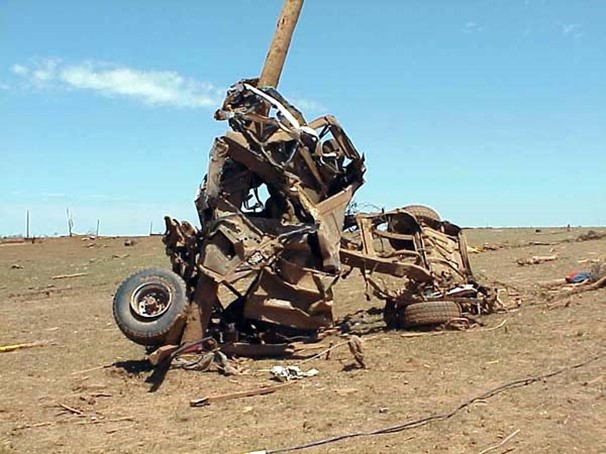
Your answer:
[113,268,189,346]
[402,205,441,223]
[401,301,461,328]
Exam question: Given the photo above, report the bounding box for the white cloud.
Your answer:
[561,23,583,39]
[12,59,223,108]
[11,64,28,75]
[10,58,327,113]
[561,23,580,34]
[464,21,483,33]
[290,97,327,114]
[41,192,66,198]
[32,58,60,82]
[82,194,130,202]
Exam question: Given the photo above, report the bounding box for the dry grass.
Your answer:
[0,228,605,453]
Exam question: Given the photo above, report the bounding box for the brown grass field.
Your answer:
[1,228,605,453]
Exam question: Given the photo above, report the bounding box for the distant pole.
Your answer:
[149,221,153,236]
[258,0,304,89]
[66,208,73,237]
[26,209,30,239]
[96,219,100,236]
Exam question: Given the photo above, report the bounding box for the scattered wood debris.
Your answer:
[478,429,521,454]
[400,319,507,338]
[190,382,293,407]
[12,421,54,431]
[0,340,55,353]
[481,243,502,251]
[51,272,89,280]
[578,258,601,264]
[1,237,26,245]
[347,335,366,369]
[516,254,558,266]
[577,230,606,242]
[70,363,115,376]
[73,416,134,426]
[528,241,551,246]
[58,403,83,416]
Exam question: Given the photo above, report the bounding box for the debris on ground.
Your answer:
[565,271,593,284]
[347,335,366,368]
[11,264,23,269]
[340,206,501,330]
[516,254,558,266]
[400,319,507,338]
[123,239,137,247]
[543,262,606,300]
[111,0,370,358]
[0,340,55,353]
[172,350,243,376]
[112,0,508,378]
[270,365,319,382]
[481,243,502,251]
[51,272,89,280]
[577,258,601,264]
[113,82,366,353]
[0,237,26,245]
[253,354,603,454]
[190,382,293,407]
[577,230,606,242]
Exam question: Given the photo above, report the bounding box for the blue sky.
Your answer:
[1,0,605,236]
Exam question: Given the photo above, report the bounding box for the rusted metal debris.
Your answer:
[112,0,500,362]
[161,81,365,346]
[340,206,501,329]
[112,96,500,353]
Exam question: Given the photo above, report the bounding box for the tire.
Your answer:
[401,301,461,328]
[113,268,189,346]
[402,205,441,223]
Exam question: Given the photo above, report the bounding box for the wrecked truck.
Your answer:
[113,80,366,351]
[340,205,500,329]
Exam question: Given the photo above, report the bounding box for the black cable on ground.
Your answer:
[258,352,604,453]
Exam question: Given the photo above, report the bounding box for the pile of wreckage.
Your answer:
[112,81,500,359]
[340,206,499,330]
[111,0,501,364]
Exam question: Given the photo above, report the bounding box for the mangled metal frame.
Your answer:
[164,80,365,345]
[340,208,499,327]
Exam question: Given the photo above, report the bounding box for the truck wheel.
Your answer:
[113,268,189,346]
[402,205,441,223]
[401,301,461,328]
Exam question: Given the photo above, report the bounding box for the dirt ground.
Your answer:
[0,228,605,454]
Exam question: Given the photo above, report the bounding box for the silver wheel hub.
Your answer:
[130,283,172,318]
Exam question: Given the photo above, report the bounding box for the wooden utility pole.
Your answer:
[26,209,30,239]
[258,0,304,88]
[181,0,305,346]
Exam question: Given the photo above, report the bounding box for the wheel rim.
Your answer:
[130,283,172,319]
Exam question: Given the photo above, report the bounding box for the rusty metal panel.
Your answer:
[163,80,365,341]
